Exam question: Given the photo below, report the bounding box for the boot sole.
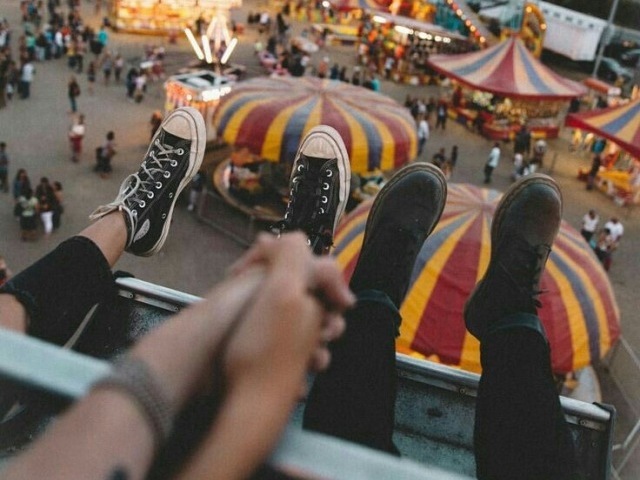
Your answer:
[293,125,351,233]
[362,163,447,256]
[464,174,562,338]
[141,107,206,256]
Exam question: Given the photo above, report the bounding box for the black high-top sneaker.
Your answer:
[464,174,562,341]
[349,163,447,309]
[272,125,351,255]
[89,107,206,256]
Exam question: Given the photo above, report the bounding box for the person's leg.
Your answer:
[41,210,54,235]
[0,106,206,344]
[303,163,447,453]
[464,174,578,480]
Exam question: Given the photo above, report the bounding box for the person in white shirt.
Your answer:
[19,61,35,99]
[417,115,430,157]
[484,143,501,184]
[603,217,624,244]
[580,209,599,243]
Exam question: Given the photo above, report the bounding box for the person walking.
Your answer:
[96,131,116,178]
[149,110,163,140]
[435,100,447,130]
[484,142,501,184]
[416,114,429,158]
[586,154,601,190]
[101,51,113,86]
[86,60,96,94]
[19,59,35,99]
[113,53,124,83]
[12,168,31,203]
[17,187,39,241]
[187,170,205,212]
[68,113,86,162]
[580,209,599,243]
[67,74,80,113]
[52,181,64,230]
[0,141,9,193]
[35,177,57,236]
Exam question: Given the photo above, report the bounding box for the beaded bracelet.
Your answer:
[92,355,173,449]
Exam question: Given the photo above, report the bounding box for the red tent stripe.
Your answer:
[411,215,485,364]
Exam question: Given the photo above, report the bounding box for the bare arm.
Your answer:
[4,233,353,480]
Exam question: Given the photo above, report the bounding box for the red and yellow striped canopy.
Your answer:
[213,77,417,173]
[565,98,640,159]
[333,183,620,374]
[427,36,587,100]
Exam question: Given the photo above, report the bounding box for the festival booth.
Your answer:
[357,11,473,86]
[334,182,621,374]
[211,76,417,220]
[110,0,240,35]
[164,70,235,143]
[582,77,623,109]
[566,98,640,205]
[428,36,586,140]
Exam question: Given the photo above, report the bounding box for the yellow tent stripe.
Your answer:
[335,232,364,270]
[221,98,265,146]
[397,215,477,351]
[329,100,370,173]
[553,246,611,356]
[260,98,315,161]
[457,215,491,373]
[545,261,590,370]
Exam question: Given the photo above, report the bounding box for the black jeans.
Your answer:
[0,236,114,345]
[303,292,578,479]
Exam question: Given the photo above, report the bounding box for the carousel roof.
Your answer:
[565,98,640,159]
[427,36,587,100]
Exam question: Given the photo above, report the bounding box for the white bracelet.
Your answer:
[92,355,173,449]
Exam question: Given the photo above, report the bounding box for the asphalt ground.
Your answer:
[1,0,639,476]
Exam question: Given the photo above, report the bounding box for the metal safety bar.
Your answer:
[0,328,470,479]
[0,277,617,479]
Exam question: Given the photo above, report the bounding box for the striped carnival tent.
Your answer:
[427,36,587,100]
[565,98,640,158]
[213,77,417,173]
[333,183,620,374]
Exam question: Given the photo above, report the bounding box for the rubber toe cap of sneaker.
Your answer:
[162,115,192,139]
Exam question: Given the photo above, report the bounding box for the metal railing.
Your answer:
[603,337,640,477]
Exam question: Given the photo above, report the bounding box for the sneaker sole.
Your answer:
[362,162,447,255]
[293,125,351,233]
[463,174,562,338]
[142,107,206,256]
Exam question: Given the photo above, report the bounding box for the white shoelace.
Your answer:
[89,139,184,244]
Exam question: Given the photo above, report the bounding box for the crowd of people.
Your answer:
[10,164,64,241]
[580,209,625,272]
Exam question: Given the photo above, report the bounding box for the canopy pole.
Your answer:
[592,0,622,79]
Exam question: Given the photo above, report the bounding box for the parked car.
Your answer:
[619,48,640,67]
[597,57,632,84]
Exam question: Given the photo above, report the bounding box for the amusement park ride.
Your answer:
[184,0,241,66]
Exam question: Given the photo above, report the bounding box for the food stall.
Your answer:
[111,0,240,35]
[566,98,640,205]
[356,11,474,85]
[164,70,235,142]
[582,77,623,109]
[428,36,586,140]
